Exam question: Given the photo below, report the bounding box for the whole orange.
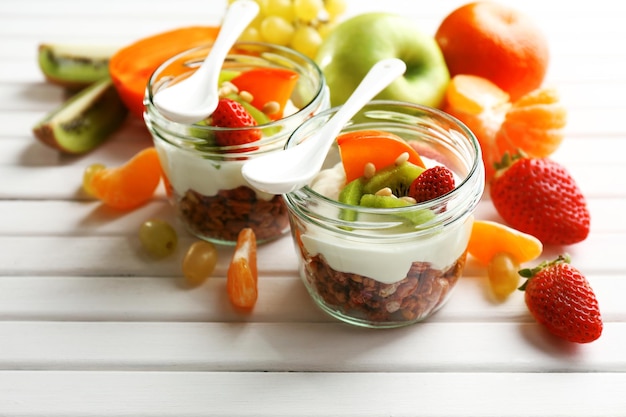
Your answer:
[435,1,549,101]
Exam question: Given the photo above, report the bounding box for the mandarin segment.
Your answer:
[467,220,543,266]
[89,147,162,210]
[495,88,567,158]
[227,228,258,310]
[445,74,510,116]
[443,74,566,180]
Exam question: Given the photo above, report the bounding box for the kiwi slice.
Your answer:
[362,161,425,196]
[360,194,435,225]
[32,77,128,154]
[338,177,364,221]
[38,43,118,89]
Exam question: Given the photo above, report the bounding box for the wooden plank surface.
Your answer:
[1,0,625,415]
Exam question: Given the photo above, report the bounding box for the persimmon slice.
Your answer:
[230,68,299,120]
[337,130,425,183]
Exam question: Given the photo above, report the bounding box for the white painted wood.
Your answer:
[1,371,625,417]
[1,0,626,415]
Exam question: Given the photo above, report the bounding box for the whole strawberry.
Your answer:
[519,255,602,343]
[211,98,261,147]
[490,154,590,245]
[408,166,455,203]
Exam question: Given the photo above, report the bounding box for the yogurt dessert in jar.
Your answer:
[144,42,328,245]
[283,101,484,328]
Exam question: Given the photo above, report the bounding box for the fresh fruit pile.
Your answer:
[335,130,452,223]
[230,0,347,59]
[33,1,601,340]
[202,66,299,148]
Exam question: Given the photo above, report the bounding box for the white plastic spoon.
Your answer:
[242,58,407,194]
[153,0,259,124]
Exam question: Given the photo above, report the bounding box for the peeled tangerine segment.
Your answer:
[445,74,510,115]
[90,147,162,210]
[496,87,567,158]
[467,220,543,266]
[227,228,258,310]
[337,130,425,183]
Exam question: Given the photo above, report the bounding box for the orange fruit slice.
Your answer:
[89,147,162,210]
[467,219,543,266]
[444,74,566,181]
[227,228,258,310]
[230,68,299,120]
[337,129,425,182]
[495,87,567,159]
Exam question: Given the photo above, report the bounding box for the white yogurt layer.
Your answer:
[301,162,472,284]
[155,141,276,201]
[154,100,301,201]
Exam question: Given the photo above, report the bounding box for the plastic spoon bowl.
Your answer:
[241,58,407,194]
[153,0,259,124]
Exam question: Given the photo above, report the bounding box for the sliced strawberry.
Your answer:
[211,98,262,147]
[408,166,455,203]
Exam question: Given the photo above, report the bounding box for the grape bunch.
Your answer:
[227,0,347,58]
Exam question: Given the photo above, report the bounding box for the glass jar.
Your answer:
[144,42,329,245]
[283,101,485,328]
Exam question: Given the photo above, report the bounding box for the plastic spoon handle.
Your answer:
[241,58,407,194]
[153,0,259,123]
[190,0,258,93]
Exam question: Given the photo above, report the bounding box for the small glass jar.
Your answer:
[284,101,485,328]
[144,42,328,245]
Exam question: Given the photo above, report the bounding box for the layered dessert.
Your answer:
[145,43,328,245]
[284,103,484,327]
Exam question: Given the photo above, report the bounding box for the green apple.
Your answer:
[315,13,450,108]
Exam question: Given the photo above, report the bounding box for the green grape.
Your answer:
[239,26,262,42]
[265,0,294,21]
[82,163,105,196]
[139,219,178,259]
[182,241,219,287]
[291,25,323,59]
[294,0,323,22]
[260,15,295,45]
[487,252,520,300]
[324,0,347,19]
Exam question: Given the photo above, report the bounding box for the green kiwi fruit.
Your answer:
[338,177,364,221]
[359,194,435,225]
[38,43,118,89]
[362,162,424,197]
[32,77,128,154]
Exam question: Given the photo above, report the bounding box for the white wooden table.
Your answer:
[1,0,625,415]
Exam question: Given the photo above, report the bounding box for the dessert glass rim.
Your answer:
[144,41,327,154]
[283,99,485,241]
